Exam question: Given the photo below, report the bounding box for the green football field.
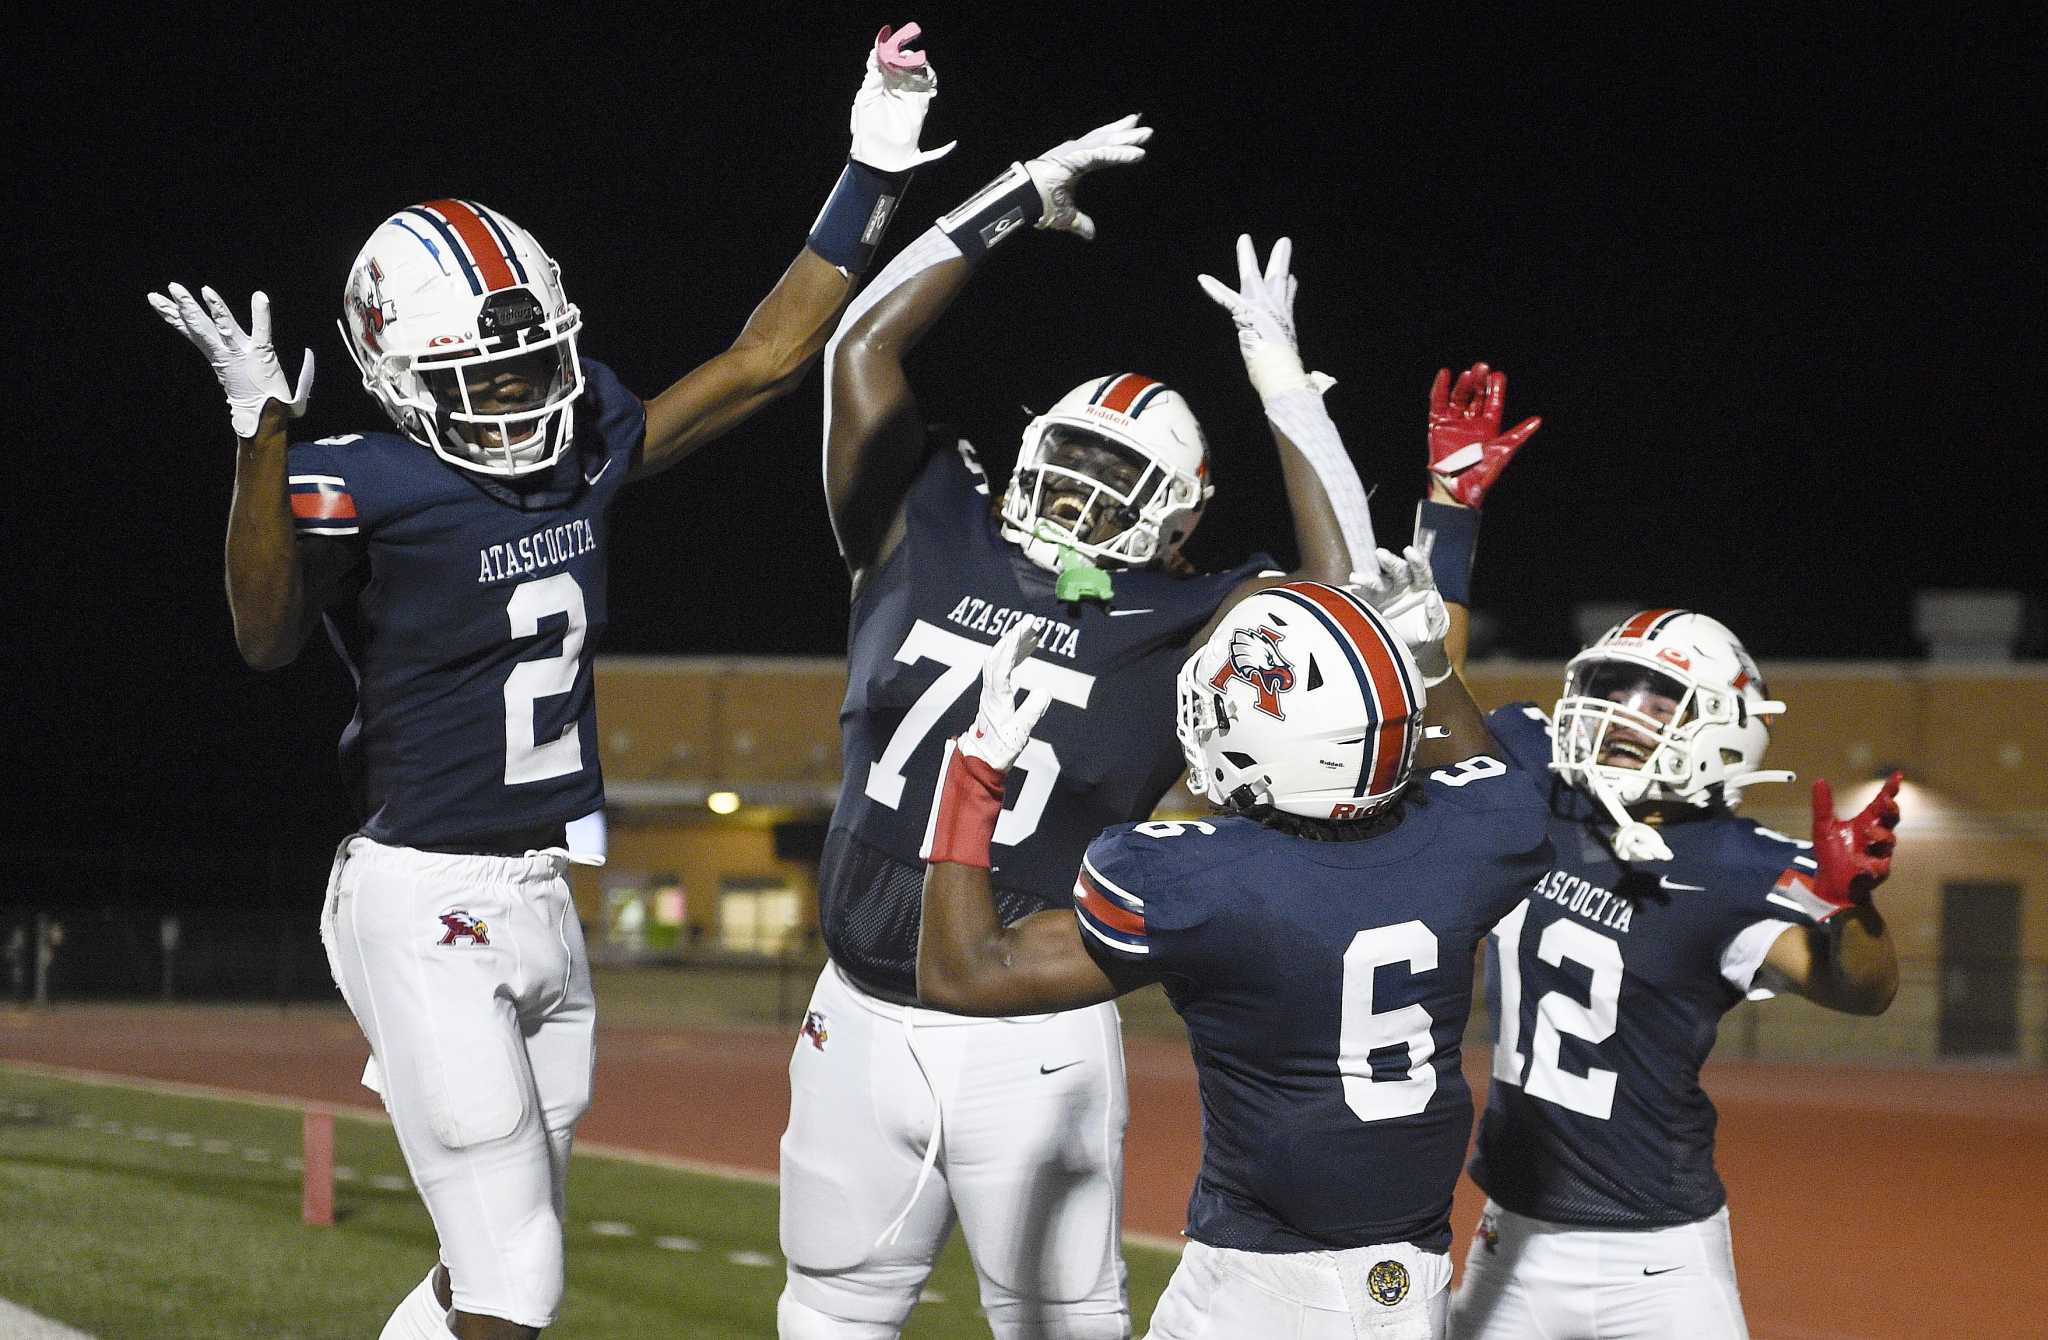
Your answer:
[0,1068,1179,1338]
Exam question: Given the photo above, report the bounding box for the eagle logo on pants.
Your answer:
[436,910,490,947]
[800,1010,829,1052]
[1211,625,1295,720]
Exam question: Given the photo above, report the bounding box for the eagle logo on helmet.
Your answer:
[350,258,394,355]
[1211,625,1295,720]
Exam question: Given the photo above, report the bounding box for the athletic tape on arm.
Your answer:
[1262,386,1377,567]
[820,224,966,555]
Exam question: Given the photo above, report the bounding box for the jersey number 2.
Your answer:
[864,620,1094,845]
[503,573,588,785]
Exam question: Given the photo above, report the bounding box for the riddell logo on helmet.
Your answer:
[1213,626,1295,719]
[1328,802,1374,819]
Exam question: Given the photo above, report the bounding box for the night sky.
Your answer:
[14,6,2041,850]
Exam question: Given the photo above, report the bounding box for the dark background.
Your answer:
[10,5,2042,869]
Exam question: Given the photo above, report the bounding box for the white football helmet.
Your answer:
[1176,582,1426,820]
[339,199,585,477]
[1551,609,1794,826]
[1000,373,1212,570]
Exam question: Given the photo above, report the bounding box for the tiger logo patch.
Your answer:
[1367,1258,1410,1307]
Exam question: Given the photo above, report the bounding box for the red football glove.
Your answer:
[1427,362,1541,508]
[1805,771,1903,918]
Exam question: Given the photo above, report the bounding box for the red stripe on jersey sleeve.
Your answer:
[291,490,358,521]
[1075,871,1146,937]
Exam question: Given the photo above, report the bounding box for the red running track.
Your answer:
[4,1005,2043,1339]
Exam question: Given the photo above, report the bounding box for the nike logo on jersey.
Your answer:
[584,458,612,486]
[1039,1060,1083,1075]
[1658,877,1708,892]
[1107,608,1155,617]
[1642,1266,1683,1276]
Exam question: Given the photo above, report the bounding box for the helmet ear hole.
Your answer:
[1305,656,1324,691]
[1223,751,1258,770]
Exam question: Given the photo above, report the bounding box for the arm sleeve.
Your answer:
[819,225,964,555]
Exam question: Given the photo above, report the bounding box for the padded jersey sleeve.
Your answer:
[285,438,369,606]
[1072,821,1232,979]
[1710,816,1825,998]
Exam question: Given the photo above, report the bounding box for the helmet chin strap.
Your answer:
[1581,767,1676,863]
[1725,767,1795,792]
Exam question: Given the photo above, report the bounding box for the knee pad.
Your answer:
[777,1284,907,1340]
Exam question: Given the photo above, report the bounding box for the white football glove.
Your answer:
[1197,234,1335,401]
[959,619,1053,772]
[849,23,955,173]
[1350,546,1452,688]
[1023,114,1153,241]
[147,284,313,440]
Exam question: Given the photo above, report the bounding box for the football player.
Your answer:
[778,128,1379,1337]
[915,565,1556,1340]
[148,25,948,1340]
[1408,366,1903,1340]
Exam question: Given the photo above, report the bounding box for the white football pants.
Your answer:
[1145,1239,1451,1340]
[777,962,1130,1339]
[320,835,595,1329]
[1450,1200,1749,1340]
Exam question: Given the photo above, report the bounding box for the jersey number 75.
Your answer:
[863,620,1096,845]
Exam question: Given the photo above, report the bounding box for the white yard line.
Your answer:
[0,1297,97,1339]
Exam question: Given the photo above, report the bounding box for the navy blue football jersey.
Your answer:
[822,440,1272,999]
[1469,702,1823,1228]
[286,358,645,849]
[1074,757,1553,1254]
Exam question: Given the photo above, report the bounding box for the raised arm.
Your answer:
[825,115,1153,586]
[148,284,352,669]
[1350,545,1495,770]
[1412,362,1542,674]
[917,622,1136,1014]
[1196,236,1366,612]
[1756,774,1904,1015]
[634,24,951,480]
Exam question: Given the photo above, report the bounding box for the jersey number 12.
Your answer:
[1488,902,1623,1119]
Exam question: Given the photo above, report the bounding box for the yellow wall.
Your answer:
[587,655,2048,1061]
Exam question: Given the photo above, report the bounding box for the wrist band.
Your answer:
[808,159,914,275]
[1415,500,1480,606]
[937,163,1041,265]
[919,738,1007,869]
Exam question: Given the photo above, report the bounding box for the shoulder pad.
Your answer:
[1485,702,1556,776]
